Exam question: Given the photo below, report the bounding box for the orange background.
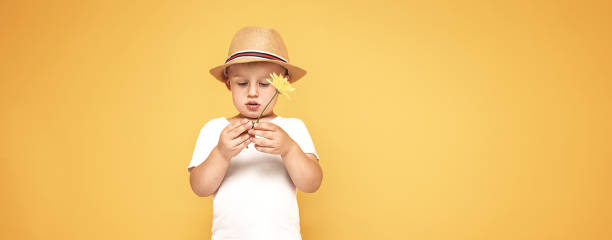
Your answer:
[1,0,611,239]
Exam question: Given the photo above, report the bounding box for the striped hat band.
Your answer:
[224,50,288,64]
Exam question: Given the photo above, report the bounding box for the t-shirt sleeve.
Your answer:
[288,119,320,162]
[187,119,221,172]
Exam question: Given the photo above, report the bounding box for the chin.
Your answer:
[239,110,258,118]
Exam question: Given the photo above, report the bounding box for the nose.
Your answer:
[248,82,258,97]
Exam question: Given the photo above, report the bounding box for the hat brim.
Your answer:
[209,57,307,84]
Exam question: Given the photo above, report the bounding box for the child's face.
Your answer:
[224,62,288,119]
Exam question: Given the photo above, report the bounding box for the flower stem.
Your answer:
[252,90,278,128]
[246,90,278,149]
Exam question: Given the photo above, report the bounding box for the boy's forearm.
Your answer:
[189,145,230,197]
[281,141,322,193]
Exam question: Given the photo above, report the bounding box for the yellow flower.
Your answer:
[266,72,295,100]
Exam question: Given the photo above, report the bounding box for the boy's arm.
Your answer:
[189,145,230,197]
[281,141,323,193]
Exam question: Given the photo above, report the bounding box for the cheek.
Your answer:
[266,90,279,104]
[263,87,277,96]
[231,93,242,104]
[229,85,244,95]
[230,90,249,105]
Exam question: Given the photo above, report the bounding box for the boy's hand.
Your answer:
[217,118,253,161]
[248,122,296,156]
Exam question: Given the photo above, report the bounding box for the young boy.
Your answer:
[187,26,322,240]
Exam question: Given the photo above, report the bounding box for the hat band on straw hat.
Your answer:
[224,50,288,64]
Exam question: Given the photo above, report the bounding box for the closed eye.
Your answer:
[237,82,270,86]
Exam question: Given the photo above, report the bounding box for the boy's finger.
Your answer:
[229,118,250,131]
[252,122,274,131]
[229,121,252,139]
[240,138,251,149]
[251,136,273,147]
[224,118,246,135]
[231,133,251,147]
[249,129,274,139]
[254,145,273,154]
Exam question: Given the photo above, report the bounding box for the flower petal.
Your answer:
[266,71,294,99]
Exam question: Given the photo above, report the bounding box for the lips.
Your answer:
[246,101,260,111]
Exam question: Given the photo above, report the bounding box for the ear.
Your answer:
[225,79,231,91]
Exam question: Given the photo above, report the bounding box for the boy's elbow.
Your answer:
[189,170,214,197]
[300,187,318,193]
[299,183,321,193]
[301,160,323,193]
[191,185,215,197]
[191,185,207,197]
[190,182,207,197]
[299,176,322,193]
[195,191,213,197]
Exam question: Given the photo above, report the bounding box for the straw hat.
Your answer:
[209,26,307,84]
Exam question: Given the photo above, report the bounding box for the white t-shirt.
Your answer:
[187,115,319,240]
